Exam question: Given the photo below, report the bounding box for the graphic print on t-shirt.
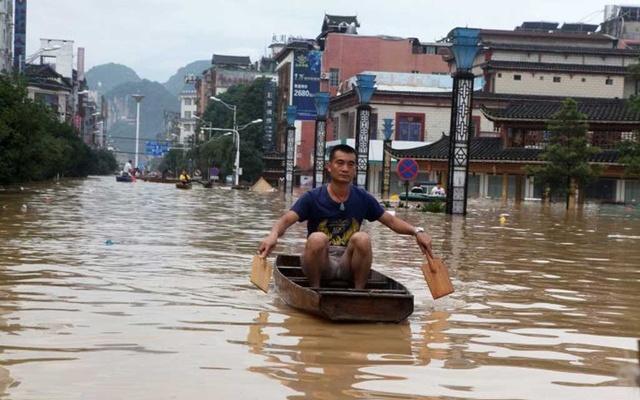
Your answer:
[318,218,360,246]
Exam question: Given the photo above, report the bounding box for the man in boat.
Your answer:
[179,170,191,184]
[430,183,445,196]
[123,160,133,177]
[258,144,434,290]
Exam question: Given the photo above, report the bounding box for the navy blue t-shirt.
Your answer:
[291,185,385,246]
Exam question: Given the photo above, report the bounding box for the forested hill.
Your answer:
[85,63,140,93]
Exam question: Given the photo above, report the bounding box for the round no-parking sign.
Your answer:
[396,158,419,181]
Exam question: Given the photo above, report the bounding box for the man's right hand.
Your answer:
[258,234,277,258]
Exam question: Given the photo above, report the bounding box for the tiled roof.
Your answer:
[480,28,613,42]
[211,54,252,66]
[482,99,640,124]
[386,135,621,163]
[485,42,640,56]
[482,60,627,74]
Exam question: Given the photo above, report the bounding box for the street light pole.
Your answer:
[132,94,145,169]
[210,96,239,185]
[201,119,262,186]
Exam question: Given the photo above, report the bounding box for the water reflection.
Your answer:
[0,176,638,399]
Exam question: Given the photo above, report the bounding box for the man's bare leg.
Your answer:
[344,232,372,289]
[303,232,329,288]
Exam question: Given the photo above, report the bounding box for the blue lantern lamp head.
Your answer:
[285,105,297,126]
[448,27,481,71]
[355,74,376,105]
[314,92,330,118]
[382,118,394,140]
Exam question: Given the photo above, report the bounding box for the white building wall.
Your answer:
[39,39,74,79]
[178,90,197,144]
[339,103,494,144]
[494,70,624,98]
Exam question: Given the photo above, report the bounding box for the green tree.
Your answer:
[0,74,117,184]
[194,78,269,184]
[525,98,603,209]
[617,131,640,177]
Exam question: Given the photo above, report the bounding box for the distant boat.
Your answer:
[398,182,444,203]
[175,182,192,190]
[116,175,133,183]
[139,176,180,184]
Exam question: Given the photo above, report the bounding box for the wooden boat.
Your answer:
[139,176,180,184]
[115,175,133,182]
[273,254,414,323]
[175,182,192,189]
[398,183,444,203]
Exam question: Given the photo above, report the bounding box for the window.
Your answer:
[184,111,192,119]
[514,75,522,81]
[553,76,561,83]
[582,78,586,82]
[498,73,502,78]
[369,113,378,140]
[184,98,192,106]
[396,114,423,141]
[329,68,340,87]
[470,116,481,138]
[605,78,613,85]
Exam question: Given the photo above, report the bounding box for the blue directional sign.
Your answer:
[145,141,171,156]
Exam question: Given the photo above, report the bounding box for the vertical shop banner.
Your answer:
[292,50,321,121]
[14,0,27,72]
[262,80,277,152]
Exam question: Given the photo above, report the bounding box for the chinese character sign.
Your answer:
[292,50,321,121]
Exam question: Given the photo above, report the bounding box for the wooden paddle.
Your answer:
[250,254,273,293]
[421,253,454,299]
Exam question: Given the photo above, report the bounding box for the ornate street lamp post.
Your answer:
[445,28,480,215]
[381,118,394,200]
[132,93,145,169]
[354,74,376,189]
[313,92,330,188]
[285,105,297,194]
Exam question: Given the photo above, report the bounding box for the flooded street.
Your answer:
[0,176,638,399]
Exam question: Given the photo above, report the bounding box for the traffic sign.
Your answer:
[396,158,419,181]
[145,141,171,156]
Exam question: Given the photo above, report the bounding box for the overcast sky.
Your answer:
[27,0,611,83]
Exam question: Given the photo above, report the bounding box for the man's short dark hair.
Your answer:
[329,144,357,161]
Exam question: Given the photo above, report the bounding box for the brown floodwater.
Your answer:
[0,176,638,399]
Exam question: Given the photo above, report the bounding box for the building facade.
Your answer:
[0,0,12,73]
[270,15,451,186]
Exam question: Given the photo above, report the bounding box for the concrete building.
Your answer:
[271,14,451,187]
[178,86,197,145]
[381,19,640,203]
[0,0,12,73]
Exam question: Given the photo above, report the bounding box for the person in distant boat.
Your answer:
[430,183,445,196]
[179,170,191,184]
[258,144,433,290]
[410,182,423,193]
[123,160,133,177]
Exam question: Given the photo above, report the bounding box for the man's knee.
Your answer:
[349,232,371,250]
[306,232,329,252]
